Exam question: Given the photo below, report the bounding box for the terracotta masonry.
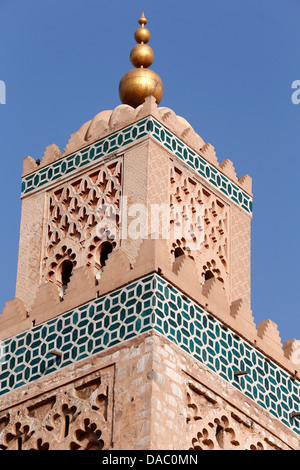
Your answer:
[0,96,299,450]
[0,332,299,450]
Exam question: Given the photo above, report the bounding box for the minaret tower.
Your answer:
[0,14,299,451]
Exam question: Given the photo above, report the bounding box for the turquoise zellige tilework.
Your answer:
[0,274,299,436]
[0,275,155,395]
[21,118,150,196]
[21,117,252,215]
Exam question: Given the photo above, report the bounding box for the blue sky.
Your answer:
[0,0,299,344]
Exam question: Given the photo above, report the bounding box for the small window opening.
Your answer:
[215,424,224,448]
[64,415,70,438]
[174,247,184,259]
[61,260,74,286]
[204,270,214,281]
[58,260,74,300]
[18,437,23,451]
[95,241,115,285]
[99,241,113,267]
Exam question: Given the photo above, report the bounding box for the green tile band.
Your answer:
[21,117,253,215]
[0,274,299,435]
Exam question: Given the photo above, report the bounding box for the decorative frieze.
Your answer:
[21,117,253,215]
[1,274,299,436]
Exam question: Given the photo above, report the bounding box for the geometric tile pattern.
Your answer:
[1,275,297,434]
[149,119,253,215]
[21,118,149,197]
[21,117,253,215]
[154,277,300,436]
[0,275,155,397]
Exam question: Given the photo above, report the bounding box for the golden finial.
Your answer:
[134,13,151,46]
[119,13,163,108]
[138,12,147,26]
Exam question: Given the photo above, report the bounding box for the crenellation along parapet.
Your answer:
[0,238,297,380]
[22,97,252,196]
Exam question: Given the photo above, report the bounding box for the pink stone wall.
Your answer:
[15,192,46,310]
[0,332,297,450]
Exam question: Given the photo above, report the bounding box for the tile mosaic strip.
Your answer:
[21,117,253,215]
[149,118,253,215]
[0,275,298,435]
[0,275,155,397]
[153,277,300,435]
[21,118,150,197]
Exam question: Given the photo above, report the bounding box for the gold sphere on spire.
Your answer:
[130,44,154,68]
[119,13,163,108]
[134,27,150,44]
